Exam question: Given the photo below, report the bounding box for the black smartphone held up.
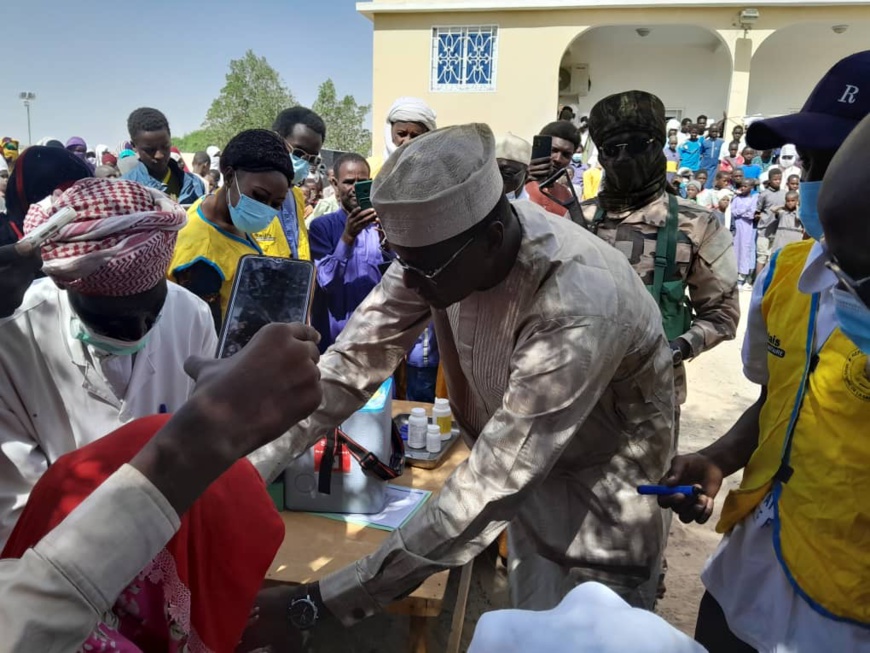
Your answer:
[355,180,374,211]
[531,135,553,161]
[216,256,316,359]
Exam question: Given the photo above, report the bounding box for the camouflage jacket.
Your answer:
[579,192,740,402]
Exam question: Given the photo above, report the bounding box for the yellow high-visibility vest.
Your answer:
[718,240,870,625]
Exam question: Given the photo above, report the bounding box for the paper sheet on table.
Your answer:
[312,485,432,531]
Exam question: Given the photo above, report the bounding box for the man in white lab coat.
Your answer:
[0,178,217,546]
[0,322,323,653]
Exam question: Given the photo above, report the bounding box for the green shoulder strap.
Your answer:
[651,194,680,302]
[587,205,607,233]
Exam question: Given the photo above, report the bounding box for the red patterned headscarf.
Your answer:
[23,178,186,296]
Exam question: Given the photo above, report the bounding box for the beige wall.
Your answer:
[563,25,733,124]
[368,4,870,150]
[747,21,870,116]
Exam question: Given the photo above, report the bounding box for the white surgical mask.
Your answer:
[72,316,155,356]
[833,288,870,354]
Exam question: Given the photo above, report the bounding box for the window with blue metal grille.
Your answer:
[431,26,498,92]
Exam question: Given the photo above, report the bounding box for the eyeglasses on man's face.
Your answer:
[394,235,477,285]
[824,248,870,308]
[290,147,322,168]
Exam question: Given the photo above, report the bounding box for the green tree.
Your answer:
[312,79,372,156]
[203,50,296,147]
[172,128,216,153]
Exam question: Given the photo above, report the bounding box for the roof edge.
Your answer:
[357,0,870,17]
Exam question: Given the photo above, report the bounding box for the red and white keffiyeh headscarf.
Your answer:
[23,178,187,296]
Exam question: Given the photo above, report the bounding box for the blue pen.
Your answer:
[637,485,700,496]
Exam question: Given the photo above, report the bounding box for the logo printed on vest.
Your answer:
[843,349,870,402]
[767,334,785,358]
[838,84,860,104]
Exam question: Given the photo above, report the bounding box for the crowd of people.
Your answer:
[0,47,868,653]
[538,105,810,294]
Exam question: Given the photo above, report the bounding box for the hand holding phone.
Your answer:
[354,180,374,211]
[531,135,553,161]
[342,207,378,246]
[529,136,554,182]
[216,256,316,359]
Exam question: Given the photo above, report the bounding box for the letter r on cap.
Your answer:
[839,84,860,104]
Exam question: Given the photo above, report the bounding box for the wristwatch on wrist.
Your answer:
[670,339,689,366]
[288,593,320,631]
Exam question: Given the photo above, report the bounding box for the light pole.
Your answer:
[18,92,36,146]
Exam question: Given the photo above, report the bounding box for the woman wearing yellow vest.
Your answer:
[169,129,292,329]
[658,56,870,653]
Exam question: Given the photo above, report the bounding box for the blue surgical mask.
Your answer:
[572,153,583,164]
[227,175,277,234]
[833,288,870,354]
[798,180,823,241]
[73,317,153,356]
[291,154,310,185]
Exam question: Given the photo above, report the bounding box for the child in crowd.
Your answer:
[752,149,775,172]
[685,181,701,203]
[694,169,708,189]
[771,191,803,252]
[698,170,732,211]
[712,195,731,229]
[720,141,744,173]
[741,147,762,180]
[207,169,221,193]
[676,167,692,197]
[730,180,758,290]
[786,174,801,193]
[678,125,703,171]
[730,167,746,192]
[749,177,761,195]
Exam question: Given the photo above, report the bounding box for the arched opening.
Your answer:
[558,25,733,122]
[748,22,870,117]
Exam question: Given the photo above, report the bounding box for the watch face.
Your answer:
[289,597,318,630]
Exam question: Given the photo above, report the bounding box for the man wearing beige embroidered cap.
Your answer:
[245,123,676,640]
[495,132,532,200]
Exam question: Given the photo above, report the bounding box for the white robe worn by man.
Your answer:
[0,180,216,546]
[250,124,676,624]
[469,582,705,653]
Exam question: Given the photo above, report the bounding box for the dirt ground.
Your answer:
[311,294,757,652]
[654,291,756,636]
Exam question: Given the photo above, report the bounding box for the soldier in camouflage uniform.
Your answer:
[580,91,739,421]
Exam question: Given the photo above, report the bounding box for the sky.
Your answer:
[1,0,373,148]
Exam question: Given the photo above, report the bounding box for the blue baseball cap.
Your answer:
[747,50,870,151]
